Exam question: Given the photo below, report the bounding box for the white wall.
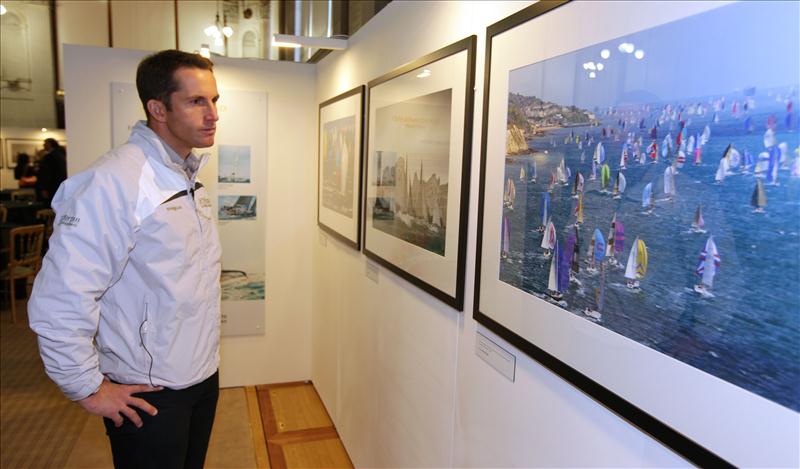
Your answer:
[62,44,316,388]
[312,2,691,467]
[56,0,108,90]
[0,2,57,129]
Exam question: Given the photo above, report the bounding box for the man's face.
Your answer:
[162,67,219,155]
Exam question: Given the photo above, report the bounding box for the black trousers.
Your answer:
[103,371,219,469]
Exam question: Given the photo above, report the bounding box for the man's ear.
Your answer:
[146,99,168,123]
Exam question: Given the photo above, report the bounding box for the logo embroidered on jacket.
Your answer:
[57,215,80,227]
[166,206,182,211]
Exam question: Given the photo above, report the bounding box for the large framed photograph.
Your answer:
[475,1,799,466]
[317,85,365,249]
[364,36,476,311]
[5,138,42,168]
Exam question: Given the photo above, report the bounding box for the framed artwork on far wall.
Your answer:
[475,1,799,467]
[363,35,476,311]
[5,138,42,169]
[317,85,365,249]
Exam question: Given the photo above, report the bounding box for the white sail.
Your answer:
[697,236,721,288]
[541,219,556,249]
[763,128,776,148]
[664,166,676,196]
[548,245,559,291]
[715,157,728,182]
[624,238,639,280]
[618,172,627,193]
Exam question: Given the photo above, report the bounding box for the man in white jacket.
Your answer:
[29,50,222,469]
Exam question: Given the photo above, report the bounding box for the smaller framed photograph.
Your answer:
[363,36,477,310]
[5,138,42,169]
[317,85,365,249]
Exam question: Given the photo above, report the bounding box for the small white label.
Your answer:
[319,231,328,247]
[365,260,379,283]
[475,331,516,382]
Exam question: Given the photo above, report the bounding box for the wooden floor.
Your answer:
[257,382,353,469]
[1,299,352,469]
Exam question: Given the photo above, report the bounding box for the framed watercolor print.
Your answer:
[317,85,365,249]
[363,36,476,311]
[474,1,799,466]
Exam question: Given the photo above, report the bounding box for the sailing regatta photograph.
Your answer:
[321,115,357,217]
[498,1,799,411]
[371,89,452,256]
[218,144,252,184]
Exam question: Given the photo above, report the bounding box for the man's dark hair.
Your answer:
[44,138,60,150]
[136,50,214,120]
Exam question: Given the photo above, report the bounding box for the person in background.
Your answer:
[13,152,37,188]
[28,50,222,469]
[35,138,67,206]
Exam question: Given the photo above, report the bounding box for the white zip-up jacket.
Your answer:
[29,122,222,401]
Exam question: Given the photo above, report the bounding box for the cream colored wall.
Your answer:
[0,2,57,129]
[110,1,175,51]
[0,127,66,190]
[311,2,689,467]
[55,0,108,90]
[62,44,315,388]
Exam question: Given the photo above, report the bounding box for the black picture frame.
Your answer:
[363,35,477,311]
[317,85,366,250]
[474,1,798,467]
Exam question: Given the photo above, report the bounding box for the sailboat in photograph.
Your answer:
[584,229,606,320]
[715,153,729,183]
[568,228,581,281]
[557,159,568,185]
[664,165,677,199]
[751,179,767,213]
[538,192,551,231]
[642,182,654,213]
[694,236,720,296]
[600,164,611,193]
[572,171,584,198]
[766,145,780,185]
[548,239,570,301]
[620,143,629,169]
[590,159,597,180]
[691,205,706,233]
[612,171,627,199]
[605,214,623,267]
[504,178,516,209]
[594,141,606,165]
[519,165,526,181]
[541,218,557,258]
[573,195,584,226]
[624,237,648,289]
[648,140,658,163]
[529,160,537,183]
[501,216,510,260]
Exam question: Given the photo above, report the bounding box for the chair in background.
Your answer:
[10,189,36,202]
[0,205,6,223]
[0,224,45,323]
[36,208,56,243]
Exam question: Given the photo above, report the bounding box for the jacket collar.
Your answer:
[128,121,209,181]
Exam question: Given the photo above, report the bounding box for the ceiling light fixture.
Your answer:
[199,44,211,58]
[0,5,7,15]
[272,33,348,50]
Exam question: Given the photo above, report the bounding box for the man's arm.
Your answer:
[28,167,160,427]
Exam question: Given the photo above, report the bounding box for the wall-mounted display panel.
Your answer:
[475,1,799,467]
[317,85,364,249]
[364,36,476,311]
